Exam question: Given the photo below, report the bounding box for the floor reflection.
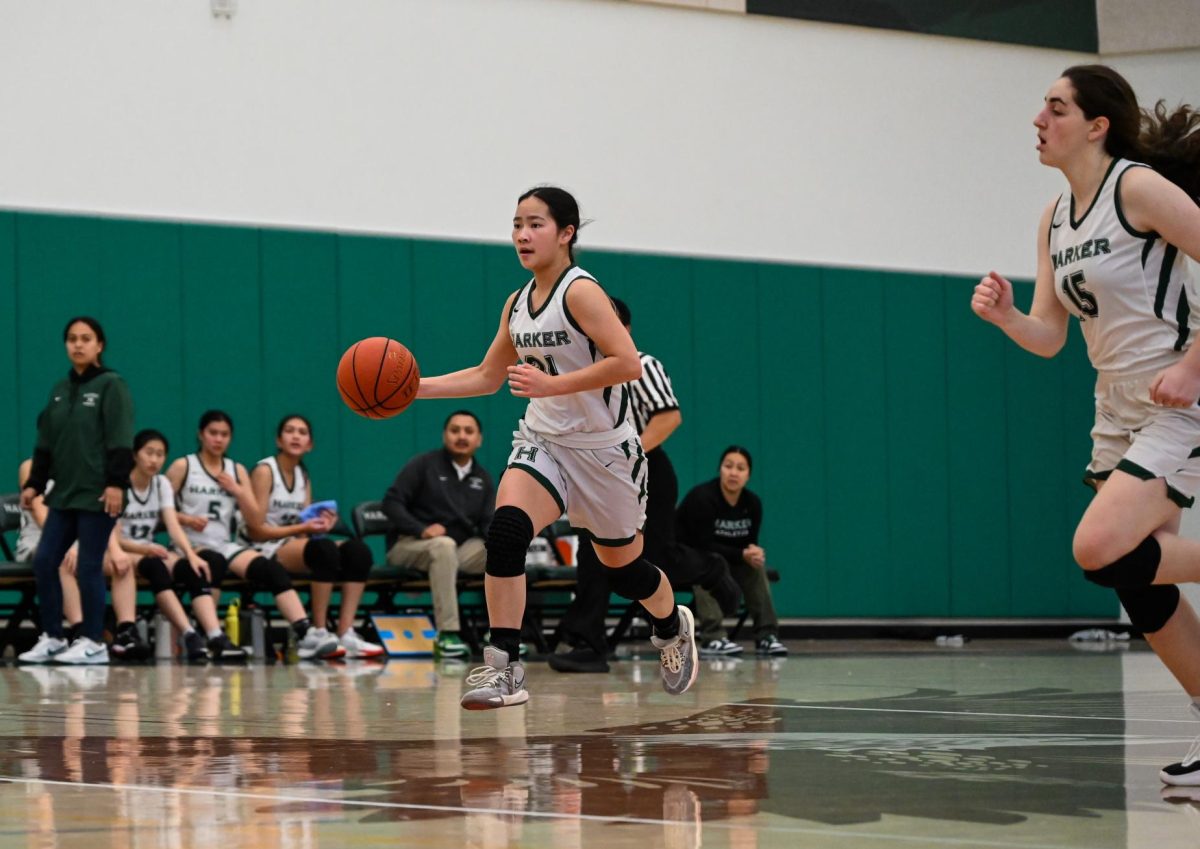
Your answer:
[0,648,1192,849]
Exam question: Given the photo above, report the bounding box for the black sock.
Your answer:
[648,606,680,640]
[489,628,521,662]
[291,618,311,641]
[116,621,137,637]
[65,623,81,642]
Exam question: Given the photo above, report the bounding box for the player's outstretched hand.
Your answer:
[972,271,1015,326]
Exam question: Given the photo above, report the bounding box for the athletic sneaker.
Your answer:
[651,605,698,696]
[340,628,385,659]
[17,634,68,664]
[699,638,744,657]
[434,632,470,660]
[181,630,209,662]
[55,637,110,665]
[296,626,342,660]
[208,633,249,662]
[460,646,528,710]
[756,635,788,656]
[1162,704,1200,785]
[111,627,150,661]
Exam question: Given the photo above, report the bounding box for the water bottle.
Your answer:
[226,598,240,646]
[154,614,174,660]
[249,607,266,659]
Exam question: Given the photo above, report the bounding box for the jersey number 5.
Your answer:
[1061,270,1099,319]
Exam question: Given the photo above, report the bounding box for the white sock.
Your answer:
[206,628,223,640]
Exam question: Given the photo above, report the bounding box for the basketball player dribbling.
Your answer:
[416,185,698,710]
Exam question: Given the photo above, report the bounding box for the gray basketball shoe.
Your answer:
[651,605,699,696]
[460,646,529,710]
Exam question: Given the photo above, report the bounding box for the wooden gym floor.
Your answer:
[0,640,1196,848]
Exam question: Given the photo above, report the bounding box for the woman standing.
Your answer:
[18,317,134,665]
[417,185,698,710]
[972,65,1200,784]
[678,447,785,657]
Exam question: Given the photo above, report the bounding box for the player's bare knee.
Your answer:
[1072,526,1130,572]
[1077,534,1162,587]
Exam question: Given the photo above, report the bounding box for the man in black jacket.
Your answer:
[382,411,494,659]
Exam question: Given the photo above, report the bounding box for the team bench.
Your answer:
[0,493,579,657]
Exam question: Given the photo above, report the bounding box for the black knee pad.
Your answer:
[137,556,174,594]
[170,558,208,597]
[199,550,227,590]
[1083,536,1161,588]
[338,538,373,582]
[245,556,293,595]
[1117,585,1180,634]
[303,537,341,582]
[606,556,663,602]
[485,506,533,578]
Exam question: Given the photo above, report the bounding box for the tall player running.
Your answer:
[972,65,1200,783]
[416,185,698,710]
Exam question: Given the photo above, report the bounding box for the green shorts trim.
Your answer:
[1112,460,1195,508]
[507,463,567,515]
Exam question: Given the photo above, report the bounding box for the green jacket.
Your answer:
[28,365,135,512]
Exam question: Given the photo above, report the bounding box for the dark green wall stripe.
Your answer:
[0,210,1110,618]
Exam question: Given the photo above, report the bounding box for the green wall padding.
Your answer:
[2,210,1111,618]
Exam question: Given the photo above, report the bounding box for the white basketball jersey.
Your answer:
[121,475,173,543]
[15,479,53,560]
[1050,159,1200,375]
[508,265,636,448]
[256,456,307,528]
[178,454,239,550]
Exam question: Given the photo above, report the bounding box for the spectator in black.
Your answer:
[550,299,740,673]
[679,446,785,656]
[18,317,134,665]
[382,411,494,660]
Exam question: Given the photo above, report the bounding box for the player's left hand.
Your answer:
[99,486,123,517]
[112,552,133,576]
[743,544,766,569]
[216,472,241,496]
[188,553,211,582]
[1149,363,1200,409]
[507,363,556,398]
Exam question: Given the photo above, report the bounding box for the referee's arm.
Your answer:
[634,353,681,451]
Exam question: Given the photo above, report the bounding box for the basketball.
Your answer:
[336,337,420,419]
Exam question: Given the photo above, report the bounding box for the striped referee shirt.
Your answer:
[629,352,679,434]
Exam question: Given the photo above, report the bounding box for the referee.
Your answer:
[549,298,740,673]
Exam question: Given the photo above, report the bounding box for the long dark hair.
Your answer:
[518,185,582,261]
[1063,65,1200,202]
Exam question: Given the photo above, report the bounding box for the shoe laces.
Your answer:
[660,642,683,674]
[465,665,509,688]
[1182,735,1200,768]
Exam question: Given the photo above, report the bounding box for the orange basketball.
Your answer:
[336,337,420,419]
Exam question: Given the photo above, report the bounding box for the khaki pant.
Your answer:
[694,560,778,643]
[385,536,487,633]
